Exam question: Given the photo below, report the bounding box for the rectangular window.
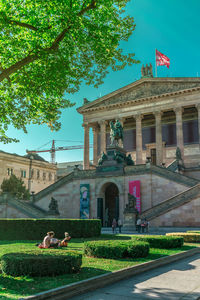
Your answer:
[21,170,26,178]
[43,172,46,180]
[49,173,52,181]
[37,170,40,179]
[7,168,10,176]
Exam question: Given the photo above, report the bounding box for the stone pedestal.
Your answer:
[123,208,137,230]
[123,193,138,230]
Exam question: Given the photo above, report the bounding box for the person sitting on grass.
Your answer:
[37,231,55,248]
[60,232,71,247]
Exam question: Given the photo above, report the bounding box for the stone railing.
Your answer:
[0,193,47,218]
[150,165,199,187]
[34,172,75,202]
[166,160,178,172]
[140,183,200,220]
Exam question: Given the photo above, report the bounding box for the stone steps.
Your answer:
[140,183,200,221]
[9,199,46,218]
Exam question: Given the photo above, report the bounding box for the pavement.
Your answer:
[69,253,200,300]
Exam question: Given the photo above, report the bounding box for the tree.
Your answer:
[0,0,138,143]
[1,174,30,200]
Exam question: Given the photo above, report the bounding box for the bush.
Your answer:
[1,175,30,200]
[0,219,101,240]
[131,235,184,249]
[1,250,82,277]
[187,231,200,234]
[84,240,149,259]
[166,232,200,243]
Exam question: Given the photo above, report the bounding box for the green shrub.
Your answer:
[166,232,200,243]
[84,240,149,259]
[187,231,200,234]
[0,219,101,240]
[131,235,184,249]
[1,250,82,277]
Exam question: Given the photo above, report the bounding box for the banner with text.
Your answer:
[129,181,141,213]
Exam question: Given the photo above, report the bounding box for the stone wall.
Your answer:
[36,172,189,222]
[150,196,200,227]
[0,204,28,218]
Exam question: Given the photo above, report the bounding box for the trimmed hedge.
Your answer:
[1,250,82,277]
[166,232,200,243]
[131,235,184,249]
[84,240,149,259]
[0,219,101,240]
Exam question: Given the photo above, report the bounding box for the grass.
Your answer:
[0,234,199,300]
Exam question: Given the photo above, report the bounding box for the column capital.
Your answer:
[174,107,184,114]
[153,111,163,118]
[134,114,143,121]
[195,103,200,110]
[99,120,109,126]
[82,123,89,128]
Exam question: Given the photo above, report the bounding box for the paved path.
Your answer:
[69,254,200,300]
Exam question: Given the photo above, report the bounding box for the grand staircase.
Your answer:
[140,183,200,221]
[8,198,47,218]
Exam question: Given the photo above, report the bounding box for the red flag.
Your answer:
[156,49,170,68]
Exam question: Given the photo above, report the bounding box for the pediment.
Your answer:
[78,78,200,112]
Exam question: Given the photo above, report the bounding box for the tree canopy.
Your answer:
[0,0,138,142]
[1,174,30,200]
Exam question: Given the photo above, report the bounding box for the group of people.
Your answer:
[37,231,71,249]
[136,218,149,233]
[112,218,122,234]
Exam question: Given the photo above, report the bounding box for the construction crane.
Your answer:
[26,140,93,164]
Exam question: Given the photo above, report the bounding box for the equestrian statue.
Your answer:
[109,119,123,146]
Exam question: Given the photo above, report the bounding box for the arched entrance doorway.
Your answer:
[105,183,119,227]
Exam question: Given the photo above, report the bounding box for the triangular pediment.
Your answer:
[78,77,200,112]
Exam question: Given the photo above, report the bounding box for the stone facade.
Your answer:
[0,151,57,194]
[77,77,200,171]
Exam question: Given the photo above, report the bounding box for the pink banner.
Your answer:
[129,181,141,213]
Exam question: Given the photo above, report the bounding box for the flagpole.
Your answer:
[155,49,157,77]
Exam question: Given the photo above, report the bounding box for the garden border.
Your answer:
[19,247,200,300]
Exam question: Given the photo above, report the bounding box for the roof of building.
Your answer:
[0,149,47,162]
[77,77,200,113]
[24,153,47,162]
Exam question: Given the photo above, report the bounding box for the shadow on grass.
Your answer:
[0,267,110,299]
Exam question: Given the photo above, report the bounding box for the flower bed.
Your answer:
[166,232,200,243]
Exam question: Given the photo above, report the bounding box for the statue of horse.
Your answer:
[110,120,123,146]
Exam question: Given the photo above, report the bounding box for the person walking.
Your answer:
[112,218,117,234]
[118,219,122,233]
[136,218,141,233]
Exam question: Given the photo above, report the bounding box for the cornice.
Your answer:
[79,86,200,114]
[0,152,57,170]
[77,77,200,113]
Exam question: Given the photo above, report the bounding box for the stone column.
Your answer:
[135,114,143,164]
[196,104,200,148]
[83,124,90,170]
[174,107,184,158]
[154,111,163,166]
[92,124,99,165]
[100,120,107,154]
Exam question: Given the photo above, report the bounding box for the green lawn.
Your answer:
[0,235,198,300]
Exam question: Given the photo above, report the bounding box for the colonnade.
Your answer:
[83,106,200,170]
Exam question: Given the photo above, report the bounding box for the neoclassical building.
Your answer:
[2,75,200,228]
[0,151,57,194]
[77,77,200,174]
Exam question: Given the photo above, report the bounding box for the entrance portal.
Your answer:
[105,183,119,227]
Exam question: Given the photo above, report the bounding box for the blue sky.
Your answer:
[1,0,200,163]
